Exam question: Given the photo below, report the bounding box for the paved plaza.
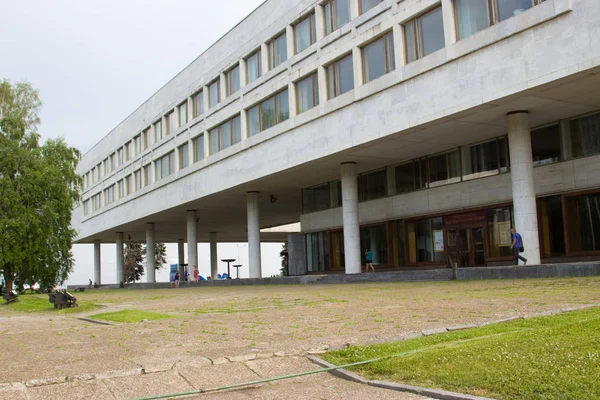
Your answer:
[2,277,600,399]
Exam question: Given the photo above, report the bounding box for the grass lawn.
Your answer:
[88,309,175,323]
[324,307,600,400]
[4,293,102,314]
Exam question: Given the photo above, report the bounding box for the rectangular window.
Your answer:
[178,101,188,127]
[570,112,600,158]
[326,54,354,99]
[404,6,445,63]
[142,128,150,150]
[363,32,395,83]
[245,50,261,84]
[109,153,115,172]
[83,200,90,216]
[455,0,544,40]
[193,135,205,162]
[360,0,382,14]
[539,196,565,257]
[92,193,102,211]
[407,217,444,263]
[154,120,162,142]
[192,90,204,118]
[143,164,152,187]
[117,149,123,166]
[566,193,600,253]
[155,151,175,180]
[302,183,331,213]
[268,32,287,70]
[124,175,132,195]
[324,0,351,35]
[117,179,124,199]
[225,65,240,97]
[294,13,316,54]
[462,137,508,181]
[358,169,387,202]
[296,73,319,114]
[103,159,109,176]
[428,149,461,188]
[306,232,330,272]
[209,115,242,154]
[133,134,141,156]
[134,169,142,191]
[487,207,514,258]
[360,225,388,265]
[179,142,190,169]
[247,89,289,136]
[531,124,561,166]
[395,158,428,193]
[165,111,175,135]
[209,79,220,108]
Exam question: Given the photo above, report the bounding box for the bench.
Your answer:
[2,290,19,304]
[48,290,78,309]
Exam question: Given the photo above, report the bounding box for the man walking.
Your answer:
[511,228,527,266]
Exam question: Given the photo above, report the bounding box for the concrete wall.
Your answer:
[301,154,600,232]
[287,234,307,276]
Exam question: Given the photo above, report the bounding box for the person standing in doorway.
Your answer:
[365,249,375,272]
[193,266,199,283]
[511,228,527,266]
[174,271,180,288]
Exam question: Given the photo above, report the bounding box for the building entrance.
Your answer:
[445,211,487,268]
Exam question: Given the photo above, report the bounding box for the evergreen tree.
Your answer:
[280,242,289,276]
[123,242,144,282]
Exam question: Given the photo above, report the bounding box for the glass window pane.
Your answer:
[462,139,500,180]
[338,55,354,95]
[360,0,382,14]
[228,66,240,95]
[248,105,260,136]
[428,150,460,187]
[455,0,490,40]
[532,124,561,166]
[324,2,333,34]
[302,183,330,213]
[358,169,387,201]
[271,33,287,68]
[295,15,313,54]
[327,64,336,99]
[194,91,203,117]
[232,116,241,144]
[194,136,204,161]
[221,122,232,149]
[209,80,219,108]
[335,0,351,30]
[497,0,533,22]
[277,90,289,122]
[363,37,386,82]
[209,128,219,154]
[570,113,600,157]
[487,207,514,257]
[404,21,418,63]
[419,6,445,57]
[261,97,276,130]
[395,162,415,193]
[246,51,260,83]
[297,74,318,114]
[539,196,565,257]
[566,194,600,253]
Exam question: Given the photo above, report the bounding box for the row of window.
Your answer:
[83,0,549,202]
[303,111,600,213]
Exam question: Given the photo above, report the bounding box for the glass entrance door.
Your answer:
[447,225,485,267]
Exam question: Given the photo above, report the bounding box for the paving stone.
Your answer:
[103,370,195,400]
[178,360,261,390]
[0,388,27,400]
[422,327,448,336]
[246,356,317,383]
[447,324,478,331]
[27,380,114,400]
[227,353,257,363]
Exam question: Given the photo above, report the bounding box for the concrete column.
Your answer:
[315,4,325,40]
[162,115,168,137]
[241,106,249,140]
[318,65,328,104]
[93,240,101,285]
[441,0,457,47]
[507,111,541,265]
[220,73,227,100]
[261,43,270,72]
[239,58,247,87]
[286,25,295,58]
[203,129,210,158]
[392,23,406,68]
[288,82,298,118]
[177,239,185,280]
[187,96,194,122]
[187,210,198,272]
[350,0,360,19]
[352,47,363,89]
[116,232,124,284]
[341,162,362,274]
[146,223,156,283]
[210,232,218,280]
[247,192,262,278]
[202,88,209,115]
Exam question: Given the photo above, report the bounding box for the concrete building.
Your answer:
[75,0,600,283]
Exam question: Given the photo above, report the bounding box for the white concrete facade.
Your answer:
[74,0,600,274]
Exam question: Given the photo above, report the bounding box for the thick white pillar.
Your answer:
[247,192,262,278]
[507,111,541,265]
[93,240,101,285]
[187,210,198,273]
[146,223,155,283]
[177,239,185,280]
[341,162,361,274]
[116,232,124,284]
[210,232,218,280]
[441,0,457,48]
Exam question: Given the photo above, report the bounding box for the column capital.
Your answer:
[341,161,356,166]
[507,110,529,116]
[94,239,101,243]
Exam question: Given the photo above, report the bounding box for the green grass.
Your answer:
[4,294,101,314]
[88,309,175,323]
[324,307,600,399]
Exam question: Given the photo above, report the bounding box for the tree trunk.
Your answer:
[3,264,14,290]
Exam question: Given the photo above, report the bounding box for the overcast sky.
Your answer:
[0,0,287,284]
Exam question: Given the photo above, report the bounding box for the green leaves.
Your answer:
[0,79,81,290]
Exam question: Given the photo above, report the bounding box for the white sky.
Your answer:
[0,0,288,284]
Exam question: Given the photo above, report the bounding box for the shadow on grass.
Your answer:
[3,294,102,314]
[88,309,175,323]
